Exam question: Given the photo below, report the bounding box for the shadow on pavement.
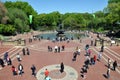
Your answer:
[103,74,107,78]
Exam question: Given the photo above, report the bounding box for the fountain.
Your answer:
[56,24,66,41]
[37,24,86,40]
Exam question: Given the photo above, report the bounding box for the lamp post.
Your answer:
[92,13,95,32]
[29,15,33,29]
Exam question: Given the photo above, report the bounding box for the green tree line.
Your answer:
[0,0,120,36]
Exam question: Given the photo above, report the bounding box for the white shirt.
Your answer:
[16,54,20,58]
[78,49,81,52]
[55,46,58,49]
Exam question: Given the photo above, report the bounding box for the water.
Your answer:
[37,32,85,40]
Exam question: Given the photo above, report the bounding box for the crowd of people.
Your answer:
[0,47,37,78]
[48,45,65,53]
[0,31,119,80]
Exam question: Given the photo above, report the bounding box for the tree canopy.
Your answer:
[0,0,120,36]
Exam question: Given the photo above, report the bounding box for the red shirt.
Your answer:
[94,55,97,61]
[44,70,49,77]
[12,67,15,72]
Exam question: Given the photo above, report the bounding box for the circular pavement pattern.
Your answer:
[36,64,78,80]
[49,69,66,79]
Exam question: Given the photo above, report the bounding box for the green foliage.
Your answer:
[62,13,86,30]
[0,2,8,24]
[7,8,30,33]
[4,1,37,30]
[0,0,119,35]
[4,1,37,16]
[0,24,15,35]
[63,16,76,30]
[33,12,61,30]
[94,27,104,33]
[104,0,120,31]
[49,11,61,26]
[108,0,120,4]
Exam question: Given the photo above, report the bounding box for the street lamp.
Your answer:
[29,15,32,24]
[29,15,33,29]
[92,13,95,32]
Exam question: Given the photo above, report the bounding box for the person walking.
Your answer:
[88,49,91,56]
[16,53,22,62]
[101,45,104,52]
[113,60,117,71]
[11,65,17,76]
[0,58,4,67]
[18,63,24,76]
[98,51,102,61]
[31,65,36,77]
[85,44,89,55]
[58,46,60,53]
[62,45,65,51]
[7,57,12,65]
[48,46,50,52]
[22,48,26,55]
[91,37,94,46]
[73,52,78,61]
[106,68,111,79]
[77,48,81,55]
[26,48,30,55]
[44,69,49,79]
[108,58,112,68]
[4,52,8,63]
[60,62,64,73]
[54,45,58,53]
[93,55,97,65]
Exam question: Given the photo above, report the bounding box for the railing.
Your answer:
[2,39,25,46]
[95,38,120,46]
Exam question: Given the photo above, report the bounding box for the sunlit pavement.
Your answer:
[0,32,120,80]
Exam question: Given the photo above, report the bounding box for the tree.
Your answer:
[0,2,9,24]
[62,13,86,30]
[34,12,62,30]
[50,12,62,27]
[0,24,15,35]
[63,16,76,30]
[104,0,120,30]
[7,8,30,33]
[4,1,37,30]
[108,0,120,4]
[4,1,37,16]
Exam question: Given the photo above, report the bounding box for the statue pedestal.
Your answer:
[56,30,65,41]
